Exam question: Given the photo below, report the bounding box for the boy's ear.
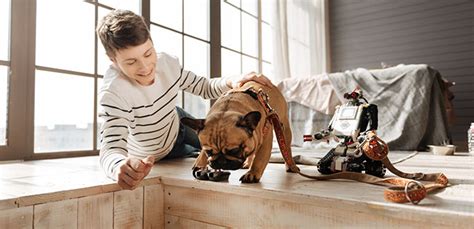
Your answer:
[181,117,205,132]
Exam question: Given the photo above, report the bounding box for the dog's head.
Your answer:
[181,111,261,170]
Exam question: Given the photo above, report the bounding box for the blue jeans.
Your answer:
[164,107,201,159]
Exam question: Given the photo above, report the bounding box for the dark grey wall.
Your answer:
[329,0,474,150]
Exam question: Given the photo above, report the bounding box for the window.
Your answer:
[220,0,272,78]
[35,0,96,153]
[98,0,140,14]
[150,0,211,118]
[34,71,94,152]
[0,0,272,160]
[261,0,274,78]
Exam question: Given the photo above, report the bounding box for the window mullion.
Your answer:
[210,0,221,106]
[141,0,151,28]
[6,0,36,160]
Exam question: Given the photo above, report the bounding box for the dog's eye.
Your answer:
[226,147,242,156]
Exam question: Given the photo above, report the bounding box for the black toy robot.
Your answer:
[303,88,386,177]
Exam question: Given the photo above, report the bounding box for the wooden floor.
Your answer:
[0,149,473,228]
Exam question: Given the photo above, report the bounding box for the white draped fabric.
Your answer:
[270,0,329,83]
[268,0,330,147]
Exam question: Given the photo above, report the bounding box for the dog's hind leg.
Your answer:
[282,117,298,173]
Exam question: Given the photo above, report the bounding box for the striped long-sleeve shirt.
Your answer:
[98,53,231,179]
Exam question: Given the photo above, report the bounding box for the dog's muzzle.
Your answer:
[209,153,243,170]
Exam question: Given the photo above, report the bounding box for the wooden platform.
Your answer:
[0,150,473,228]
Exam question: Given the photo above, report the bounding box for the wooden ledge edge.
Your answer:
[0,177,162,210]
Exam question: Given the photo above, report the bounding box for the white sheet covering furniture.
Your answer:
[278,64,451,150]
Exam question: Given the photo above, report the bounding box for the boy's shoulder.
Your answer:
[101,66,134,94]
[157,52,181,68]
[157,52,177,62]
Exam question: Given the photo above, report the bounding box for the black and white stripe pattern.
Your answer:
[98,53,231,179]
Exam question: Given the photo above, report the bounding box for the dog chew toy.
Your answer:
[193,167,231,182]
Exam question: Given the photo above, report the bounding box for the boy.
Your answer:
[96,9,272,190]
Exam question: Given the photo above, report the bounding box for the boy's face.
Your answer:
[111,39,157,86]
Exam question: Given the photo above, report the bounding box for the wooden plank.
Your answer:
[0,153,473,228]
[158,157,474,215]
[0,180,21,210]
[144,184,165,229]
[164,185,465,228]
[0,197,18,211]
[0,163,82,180]
[78,192,113,229]
[14,185,118,207]
[34,198,78,229]
[165,214,227,229]
[0,206,33,229]
[114,188,144,229]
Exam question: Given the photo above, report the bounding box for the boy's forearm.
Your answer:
[99,149,127,180]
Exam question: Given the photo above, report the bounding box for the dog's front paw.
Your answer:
[239,171,261,183]
[192,167,209,180]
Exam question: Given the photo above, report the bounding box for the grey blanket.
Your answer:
[328,64,450,150]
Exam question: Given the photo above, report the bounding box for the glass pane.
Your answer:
[261,0,272,23]
[151,0,182,32]
[184,37,210,78]
[98,0,140,14]
[97,7,113,76]
[0,0,10,61]
[36,0,95,73]
[0,66,8,145]
[151,26,183,63]
[225,0,240,8]
[262,62,274,80]
[184,0,209,41]
[35,71,94,152]
[242,13,258,57]
[221,48,241,77]
[242,55,258,75]
[262,22,273,62]
[183,37,210,118]
[221,2,241,51]
[241,0,258,16]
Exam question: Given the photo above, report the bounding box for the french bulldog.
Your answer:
[181,81,295,183]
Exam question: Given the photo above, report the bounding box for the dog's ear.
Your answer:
[236,111,261,136]
[181,117,205,132]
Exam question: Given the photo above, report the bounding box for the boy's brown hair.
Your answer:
[96,10,151,58]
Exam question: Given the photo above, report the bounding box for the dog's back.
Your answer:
[210,81,289,121]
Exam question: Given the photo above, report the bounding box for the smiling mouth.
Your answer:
[139,69,154,78]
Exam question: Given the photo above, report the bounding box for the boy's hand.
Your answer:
[116,155,155,190]
[228,72,273,88]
